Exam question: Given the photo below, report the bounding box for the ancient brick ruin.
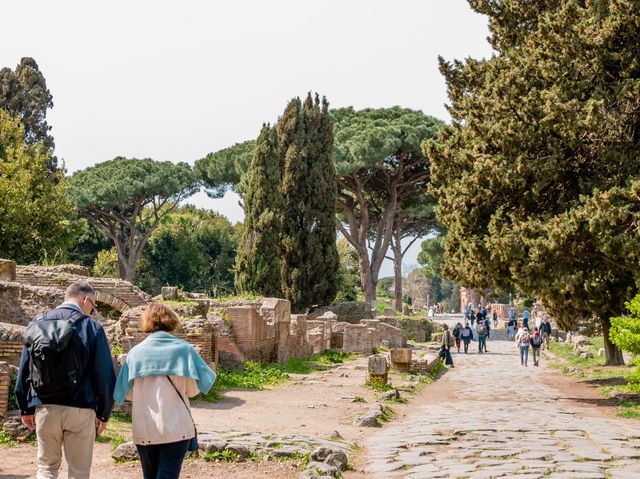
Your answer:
[0,259,409,423]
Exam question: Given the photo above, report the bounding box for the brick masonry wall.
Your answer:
[0,341,23,366]
[0,361,10,421]
[122,331,215,365]
[410,357,440,374]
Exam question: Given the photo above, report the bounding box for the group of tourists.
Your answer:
[16,280,216,479]
[513,317,552,367]
[439,315,493,367]
[464,304,497,328]
[439,310,553,369]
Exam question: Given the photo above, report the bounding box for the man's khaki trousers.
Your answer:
[35,404,96,479]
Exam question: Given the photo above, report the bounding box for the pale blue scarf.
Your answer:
[114,331,216,403]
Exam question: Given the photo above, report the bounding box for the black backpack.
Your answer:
[22,311,86,400]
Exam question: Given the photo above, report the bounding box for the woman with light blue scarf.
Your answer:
[114,303,216,479]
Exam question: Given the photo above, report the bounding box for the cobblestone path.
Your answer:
[360,332,640,479]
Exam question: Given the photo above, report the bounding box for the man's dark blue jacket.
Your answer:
[16,304,117,422]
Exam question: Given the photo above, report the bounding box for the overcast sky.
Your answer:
[2,0,493,277]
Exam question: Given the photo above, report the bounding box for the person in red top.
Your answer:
[530,326,544,366]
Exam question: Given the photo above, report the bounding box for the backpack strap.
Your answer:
[33,310,86,325]
[67,311,88,327]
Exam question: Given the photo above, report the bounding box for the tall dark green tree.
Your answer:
[428,0,640,364]
[279,94,339,312]
[0,57,57,173]
[0,111,71,263]
[235,125,283,296]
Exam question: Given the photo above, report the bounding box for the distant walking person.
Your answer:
[493,310,498,328]
[470,309,476,327]
[452,322,463,353]
[16,281,116,479]
[541,318,552,350]
[522,308,531,330]
[508,317,516,341]
[515,326,531,367]
[477,320,488,354]
[114,303,217,479]
[530,327,543,366]
[461,322,474,353]
[428,306,435,321]
[439,323,454,367]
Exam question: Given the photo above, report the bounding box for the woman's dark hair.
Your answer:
[140,303,181,333]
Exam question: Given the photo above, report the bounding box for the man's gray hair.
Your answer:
[65,281,95,300]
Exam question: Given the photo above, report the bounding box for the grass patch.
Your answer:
[217,351,358,390]
[203,450,240,462]
[193,387,224,403]
[548,341,605,368]
[617,400,640,418]
[96,411,132,445]
[364,376,393,392]
[353,396,366,403]
[0,430,16,448]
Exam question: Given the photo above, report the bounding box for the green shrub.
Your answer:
[610,294,640,392]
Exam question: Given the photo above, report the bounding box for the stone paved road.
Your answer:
[357,331,640,479]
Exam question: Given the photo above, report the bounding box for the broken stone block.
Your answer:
[225,442,249,461]
[580,352,594,359]
[299,461,340,478]
[310,446,348,471]
[161,286,178,300]
[598,348,605,357]
[112,441,139,461]
[382,388,400,401]
[0,259,16,281]
[353,414,380,427]
[368,354,389,385]
[390,348,412,372]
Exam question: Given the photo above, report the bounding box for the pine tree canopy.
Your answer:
[195,140,255,200]
[66,157,199,281]
[429,0,640,364]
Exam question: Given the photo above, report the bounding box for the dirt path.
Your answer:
[345,334,640,479]
[0,350,431,478]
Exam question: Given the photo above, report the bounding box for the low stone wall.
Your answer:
[119,310,217,366]
[16,265,151,312]
[410,356,440,374]
[308,301,374,324]
[378,316,435,343]
[343,324,380,353]
[0,281,65,326]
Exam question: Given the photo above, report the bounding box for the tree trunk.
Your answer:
[392,230,403,312]
[359,254,377,304]
[601,317,625,366]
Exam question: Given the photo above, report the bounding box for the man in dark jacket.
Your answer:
[541,318,553,350]
[16,281,116,479]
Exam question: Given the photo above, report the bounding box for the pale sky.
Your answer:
[2,0,492,277]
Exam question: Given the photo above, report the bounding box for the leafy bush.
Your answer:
[610,294,640,393]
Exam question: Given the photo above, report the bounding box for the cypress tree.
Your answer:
[235,124,283,296]
[279,93,339,312]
